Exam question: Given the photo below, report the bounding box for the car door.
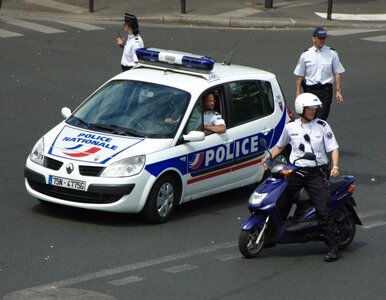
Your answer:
[181,86,235,199]
[223,79,285,185]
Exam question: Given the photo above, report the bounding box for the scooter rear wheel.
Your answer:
[239,228,265,258]
[337,214,356,249]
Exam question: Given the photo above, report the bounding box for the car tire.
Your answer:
[141,174,179,224]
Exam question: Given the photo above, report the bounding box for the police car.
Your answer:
[24,48,293,223]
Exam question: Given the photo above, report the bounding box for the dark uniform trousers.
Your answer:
[302,83,333,121]
[285,167,339,247]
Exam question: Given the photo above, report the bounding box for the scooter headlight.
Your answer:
[249,192,268,206]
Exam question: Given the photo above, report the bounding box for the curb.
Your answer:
[1,8,386,29]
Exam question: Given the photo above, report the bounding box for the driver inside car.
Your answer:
[202,92,226,134]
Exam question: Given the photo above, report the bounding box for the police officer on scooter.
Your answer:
[266,93,340,262]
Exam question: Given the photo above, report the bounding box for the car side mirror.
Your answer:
[61,107,72,119]
[182,131,205,142]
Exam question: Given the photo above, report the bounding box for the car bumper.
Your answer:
[24,159,153,213]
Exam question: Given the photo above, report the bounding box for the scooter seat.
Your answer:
[329,177,348,194]
[293,178,348,204]
[293,188,310,204]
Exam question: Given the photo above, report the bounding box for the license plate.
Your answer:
[49,175,86,191]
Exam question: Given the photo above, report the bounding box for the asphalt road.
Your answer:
[1,19,386,299]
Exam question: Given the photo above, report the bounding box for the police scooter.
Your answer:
[238,139,362,258]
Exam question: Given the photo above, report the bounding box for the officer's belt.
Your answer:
[297,165,328,175]
[304,83,332,91]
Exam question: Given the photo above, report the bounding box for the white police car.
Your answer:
[25,48,293,223]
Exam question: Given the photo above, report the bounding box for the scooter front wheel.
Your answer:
[239,228,265,258]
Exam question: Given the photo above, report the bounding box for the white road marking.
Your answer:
[315,12,386,21]
[358,210,386,229]
[5,288,117,300]
[163,264,198,273]
[26,0,88,14]
[362,220,386,229]
[275,1,325,9]
[7,241,236,296]
[327,29,383,36]
[55,21,104,31]
[107,276,144,286]
[216,8,262,18]
[218,253,241,261]
[358,210,386,218]
[1,17,64,34]
[362,35,386,43]
[5,207,385,297]
[0,28,24,38]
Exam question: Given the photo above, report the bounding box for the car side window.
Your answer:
[185,101,203,133]
[228,80,274,125]
[185,87,227,134]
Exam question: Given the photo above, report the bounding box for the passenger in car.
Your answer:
[202,92,226,134]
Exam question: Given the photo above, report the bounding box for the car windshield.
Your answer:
[67,80,190,138]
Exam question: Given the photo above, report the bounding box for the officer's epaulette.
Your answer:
[302,49,309,54]
[329,47,337,52]
[317,120,326,127]
[135,37,139,40]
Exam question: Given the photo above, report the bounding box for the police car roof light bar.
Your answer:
[136,48,215,73]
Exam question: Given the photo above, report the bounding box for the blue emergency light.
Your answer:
[136,48,215,71]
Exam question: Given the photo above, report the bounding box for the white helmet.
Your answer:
[295,93,322,114]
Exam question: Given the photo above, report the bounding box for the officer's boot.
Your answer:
[324,244,339,262]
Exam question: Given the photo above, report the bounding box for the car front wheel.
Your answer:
[141,174,179,224]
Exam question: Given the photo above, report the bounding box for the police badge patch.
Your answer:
[326,132,333,139]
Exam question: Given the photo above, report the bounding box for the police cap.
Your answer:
[124,13,138,30]
[313,27,328,38]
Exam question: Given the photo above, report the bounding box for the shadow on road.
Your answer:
[30,185,256,226]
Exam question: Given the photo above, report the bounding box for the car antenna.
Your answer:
[222,42,239,65]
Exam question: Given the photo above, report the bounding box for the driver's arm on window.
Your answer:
[203,123,226,133]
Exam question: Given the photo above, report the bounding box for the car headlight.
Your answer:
[100,155,145,177]
[249,192,268,206]
[29,137,45,166]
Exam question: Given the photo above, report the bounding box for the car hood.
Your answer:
[44,123,172,165]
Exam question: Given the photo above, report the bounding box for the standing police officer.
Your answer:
[294,27,345,120]
[267,93,341,262]
[116,13,144,72]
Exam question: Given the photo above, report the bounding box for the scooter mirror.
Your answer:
[259,138,268,149]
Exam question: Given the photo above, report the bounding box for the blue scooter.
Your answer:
[238,139,362,258]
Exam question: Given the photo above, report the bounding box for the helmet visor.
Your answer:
[306,105,321,109]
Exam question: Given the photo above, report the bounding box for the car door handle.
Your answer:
[261,128,271,135]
